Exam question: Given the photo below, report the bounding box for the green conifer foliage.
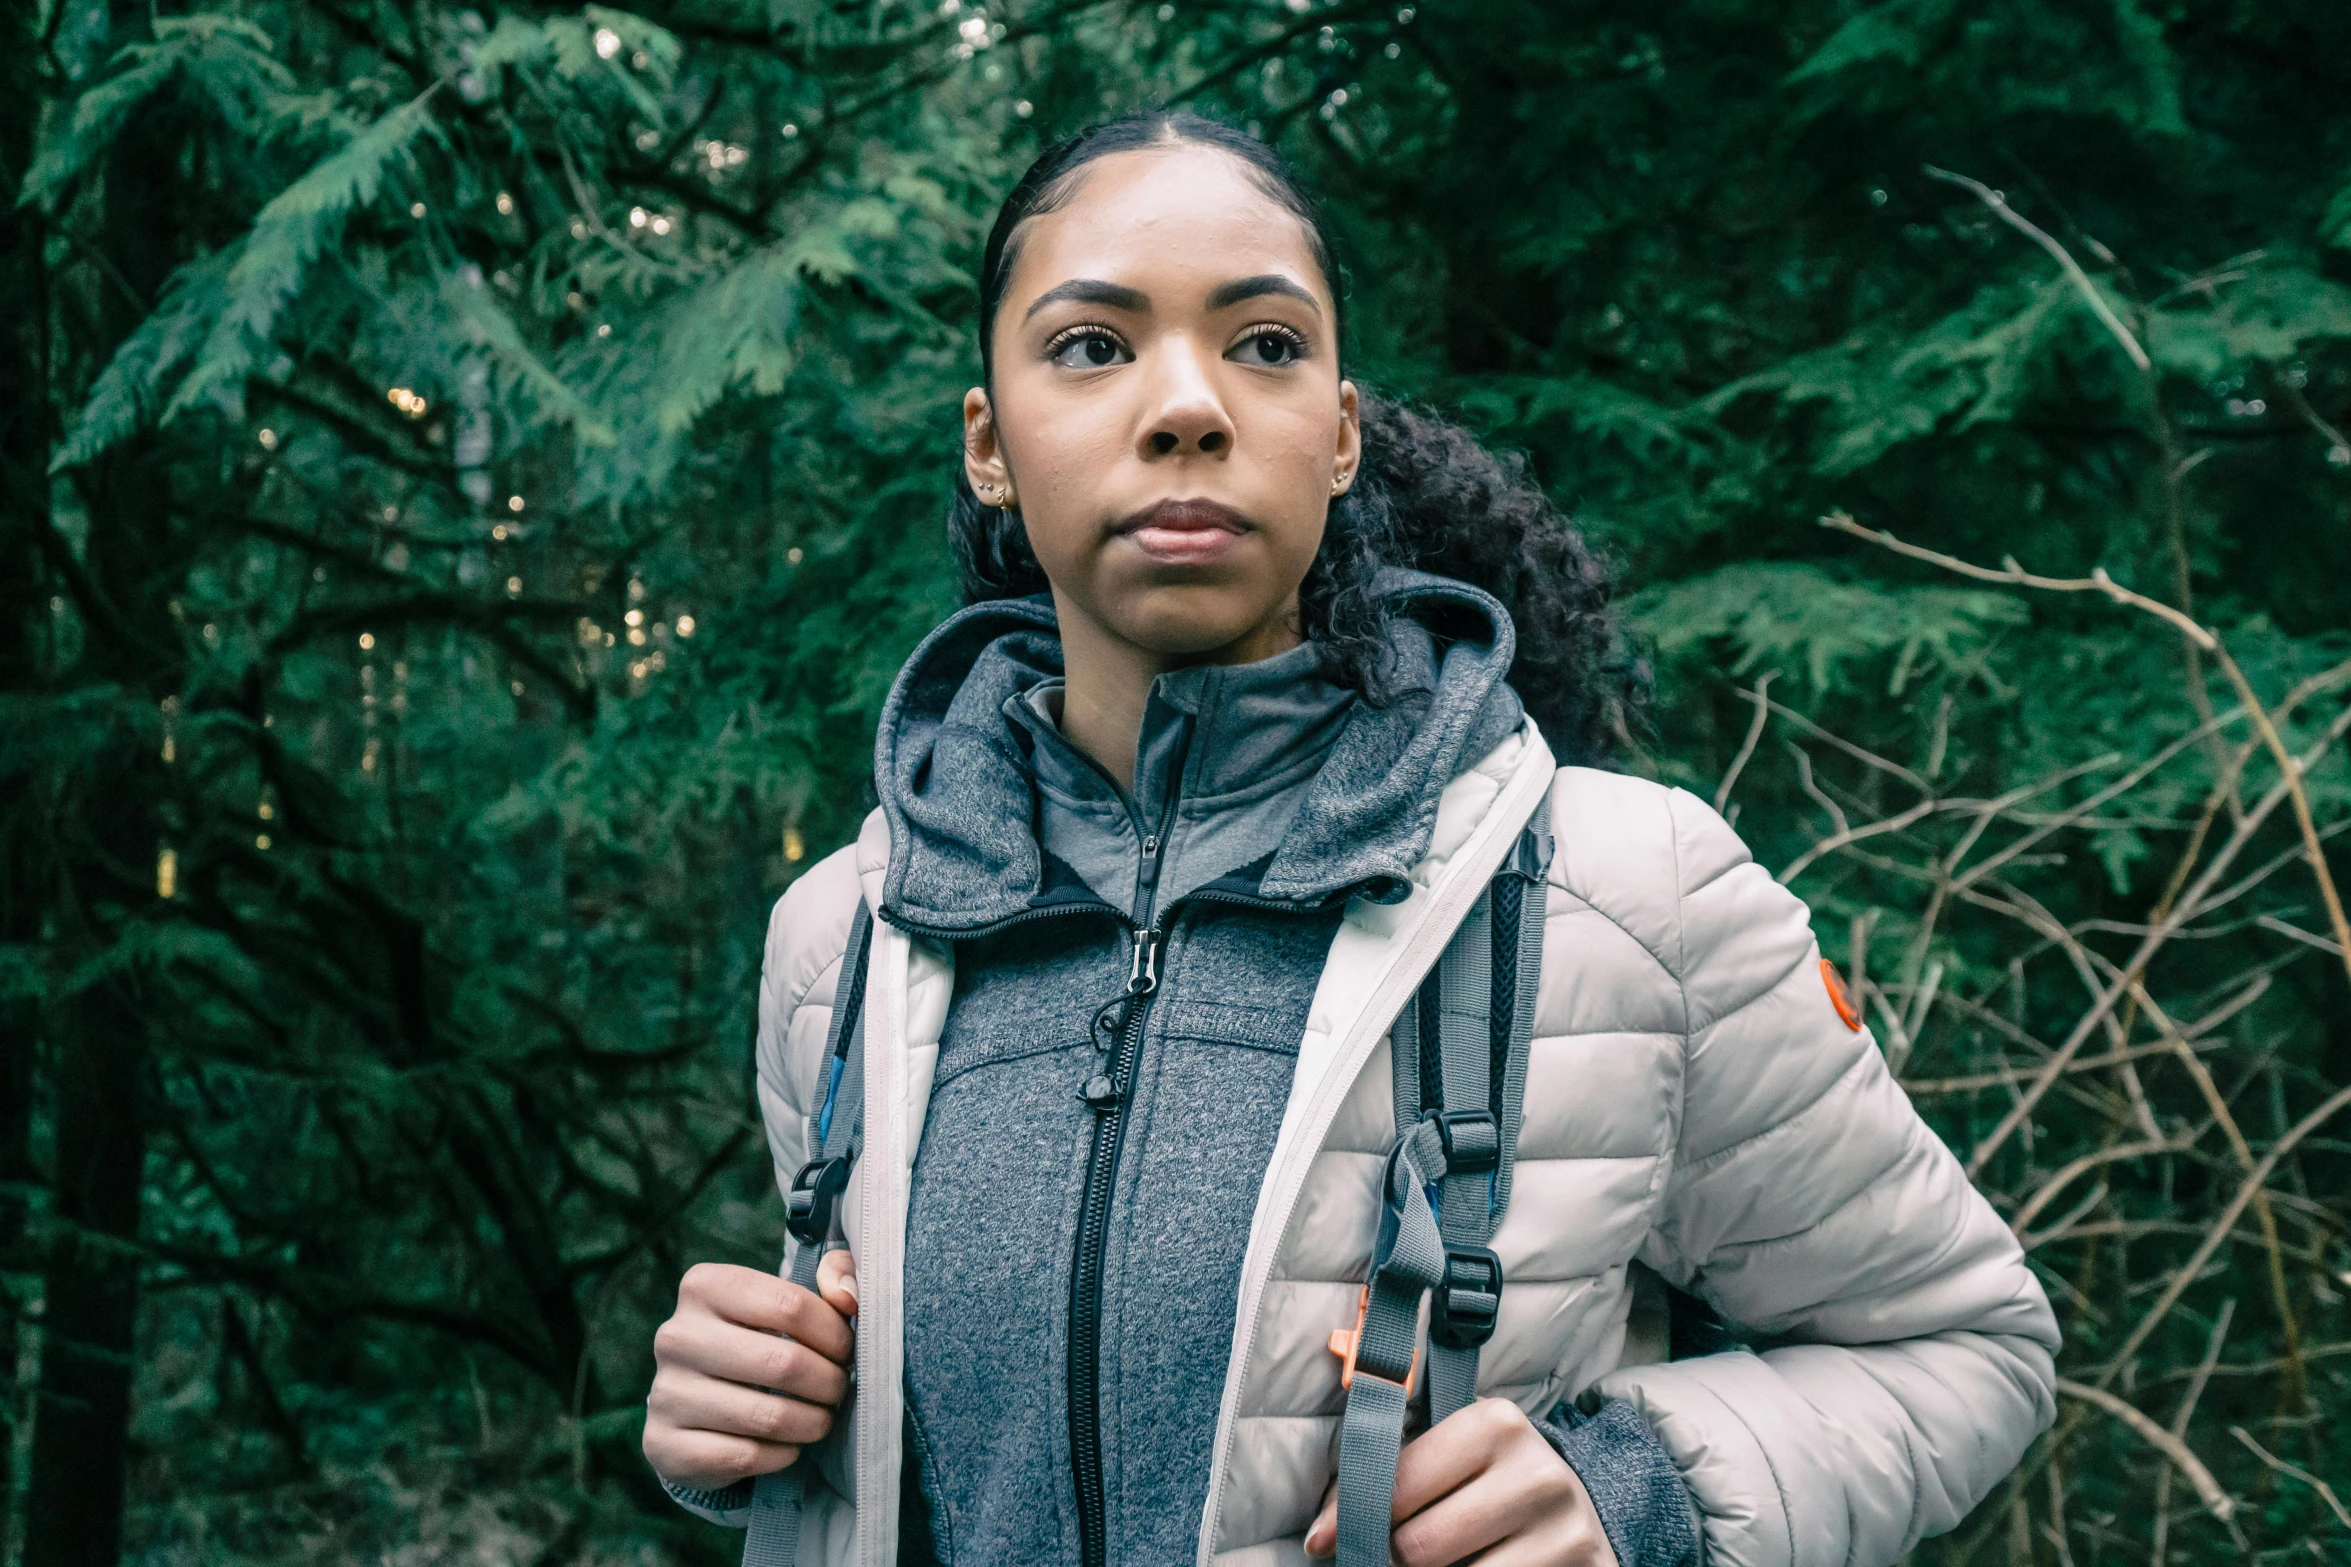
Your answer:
[7,0,2349,1559]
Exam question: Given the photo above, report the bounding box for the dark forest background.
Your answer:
[8,0,2351,1561]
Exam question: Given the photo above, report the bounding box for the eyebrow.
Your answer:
[1023,279,1149,319]
[1019,273,1324,321]
[1205,274,1322,314]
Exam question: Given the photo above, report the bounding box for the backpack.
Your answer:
[748,802,1551,1567]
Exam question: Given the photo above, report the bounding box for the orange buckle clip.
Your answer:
[1328,1284,1419,1392]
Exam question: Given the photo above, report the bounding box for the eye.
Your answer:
[1231,325,1308,367]
[1046,329,1130,369]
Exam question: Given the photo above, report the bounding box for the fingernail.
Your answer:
[841,1273,859,1305]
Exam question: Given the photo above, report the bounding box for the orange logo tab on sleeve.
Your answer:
[1820,959,1863,1031]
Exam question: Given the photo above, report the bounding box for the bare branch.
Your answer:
[1923,166,2152,371]
[2054,1381,2232,1521]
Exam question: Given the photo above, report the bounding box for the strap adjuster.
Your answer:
[1430,1245,1503,1350]
[785,1155,852,1248]
[1430,1109,1500,1175]
[1328,1284,1422,1391]
[1506,823,1553,883]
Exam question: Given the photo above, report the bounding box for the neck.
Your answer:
[1052,594,1302,793]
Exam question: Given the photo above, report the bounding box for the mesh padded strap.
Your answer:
[1337,812,1551,1565]
[1428,891,1496,1421]
[743,905,873,1567]
[1493,799,1550,1214]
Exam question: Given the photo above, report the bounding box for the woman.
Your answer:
[642,112,2059,1567]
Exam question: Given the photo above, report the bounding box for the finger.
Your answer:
[680,1262,855,1363]
[817,1247,860,1317]
[655,1315,851,1404]
[1388,1471,1527,1567]
[644,1424,801,1490]
[1389,1398,1523,1522]
[1303,1478,1339,1558]
[649,1368,838,1448]
[1422,1499,1615,1567]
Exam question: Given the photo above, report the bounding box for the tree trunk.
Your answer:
[21,18,181,1550]
[20,996,146,1567]
[0,0,49,1528]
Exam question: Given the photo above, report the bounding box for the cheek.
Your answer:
[994,382,1124,567]
[1255,403,1345,551]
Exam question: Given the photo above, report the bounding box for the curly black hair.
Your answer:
[948,111,1646,768]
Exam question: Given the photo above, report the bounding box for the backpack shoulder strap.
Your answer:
[1332,800,1551,1566]
[744,899,874,1567]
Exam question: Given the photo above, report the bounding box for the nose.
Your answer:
[1138,339,1233,460]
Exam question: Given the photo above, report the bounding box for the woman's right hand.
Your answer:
[643,1249,859,1491]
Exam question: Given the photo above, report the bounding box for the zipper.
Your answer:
[1069,725,1187,1567]
[1068,916,1156,1567]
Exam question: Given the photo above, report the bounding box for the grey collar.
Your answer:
[871,572,1524,935]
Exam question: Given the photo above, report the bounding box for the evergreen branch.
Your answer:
[266,588,589,648]
[33,512,175,660]
[262,589,599,720]
[252,377,453,482]
[168,88,444,421]
[1164,3,1386,108]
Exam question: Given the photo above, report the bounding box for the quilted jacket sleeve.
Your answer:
[1593,788,2059,1567]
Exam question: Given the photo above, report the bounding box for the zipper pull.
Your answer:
[1126,926,1161,995]
[1137,834,1163,896]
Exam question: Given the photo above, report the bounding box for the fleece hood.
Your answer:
[870,569,1525,934]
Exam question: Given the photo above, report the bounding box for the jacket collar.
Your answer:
[870,571,1524,934]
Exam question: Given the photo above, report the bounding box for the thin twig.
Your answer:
[1821,512,2351,991]
[1923,165,2151,371]
[2010,1137,2188,1234]
[2099,1082,2351,1384]
[2228,1427,2351,1530]
[2054,1381,2233,1521]
[2153,1301,2236,1567]
[1715,671,1775,813]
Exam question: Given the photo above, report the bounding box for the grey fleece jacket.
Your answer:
[675,573,1699,1566]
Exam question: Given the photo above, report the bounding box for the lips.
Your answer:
[1113,499,1252,566]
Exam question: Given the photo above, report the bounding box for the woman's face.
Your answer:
[965,145,1358,665]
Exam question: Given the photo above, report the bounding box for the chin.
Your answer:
[1109,583,1289,659]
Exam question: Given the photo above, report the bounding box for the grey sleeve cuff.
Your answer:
[662,1474,755,1528]
[1535,1397,1703,1567]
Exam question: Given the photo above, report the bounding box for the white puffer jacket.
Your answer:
[749,724,2059,1567]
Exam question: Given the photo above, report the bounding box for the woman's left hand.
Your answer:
[1303,1397,1621,1567]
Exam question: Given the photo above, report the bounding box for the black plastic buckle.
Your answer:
[785,1155,853,1248]
[1431,1109,1500,1175]
[1430,1244,1504,1350]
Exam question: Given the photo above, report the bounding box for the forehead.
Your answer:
[1003,145,1333,310]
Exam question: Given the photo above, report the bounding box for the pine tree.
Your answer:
[8,0,2351,1557]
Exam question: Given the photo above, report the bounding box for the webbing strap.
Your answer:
[1335,807,1551,1567]
[1493,801,1550,1215]
[1334,1136,1447,1565]
[744,905,873,1567]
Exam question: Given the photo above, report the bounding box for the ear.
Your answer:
[963,388,1013,502]
[1331,379,1362,496]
